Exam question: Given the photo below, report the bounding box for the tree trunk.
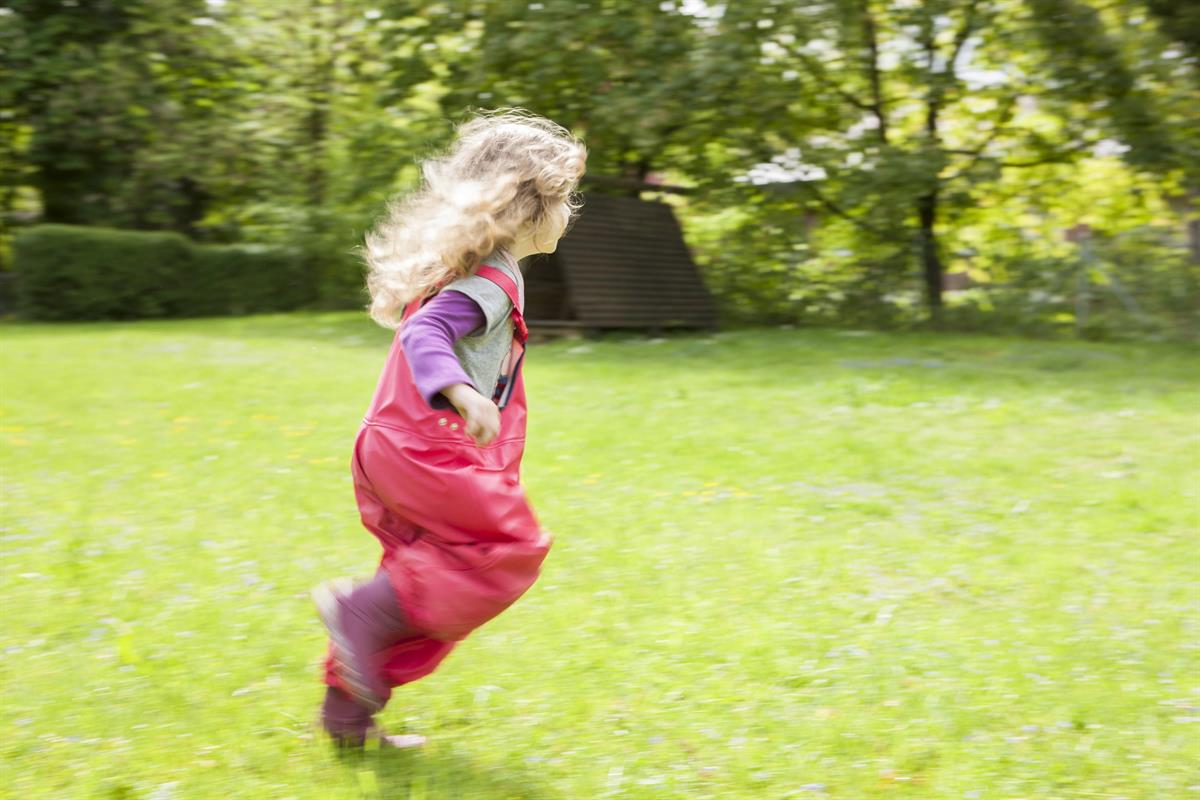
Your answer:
[1187,190,1200,264]
[36,167,84,225]
[917,191,943,315]
[307,44,330,209]
[306,0,347,211]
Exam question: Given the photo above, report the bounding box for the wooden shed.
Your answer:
[523,193,718,331]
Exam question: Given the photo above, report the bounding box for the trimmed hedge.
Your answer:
[13,225,318,320]
[190,243,316,316]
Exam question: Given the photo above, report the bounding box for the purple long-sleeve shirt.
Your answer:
[398,291,489,409]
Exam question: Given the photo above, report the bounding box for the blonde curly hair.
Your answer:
[363,108,588,328]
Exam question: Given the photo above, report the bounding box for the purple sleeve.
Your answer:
[398,291,488,409]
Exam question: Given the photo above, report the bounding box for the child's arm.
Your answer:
[399,292,501,446]
[399,292,484,408]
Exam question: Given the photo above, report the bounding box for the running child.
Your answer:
[314,109,587,747]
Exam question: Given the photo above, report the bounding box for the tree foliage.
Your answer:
[1,0,1195,332]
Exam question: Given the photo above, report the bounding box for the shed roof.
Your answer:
[525,193,717,330]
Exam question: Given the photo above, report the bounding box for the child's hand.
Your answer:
[442,383,501,446]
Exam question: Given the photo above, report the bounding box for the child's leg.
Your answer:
[315,571,417,716]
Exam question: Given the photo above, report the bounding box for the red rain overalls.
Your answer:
[325,265,551,690]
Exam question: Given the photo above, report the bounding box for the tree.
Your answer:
[367,0,718,187]
[681,0,1194,316]
[1,0,237,230]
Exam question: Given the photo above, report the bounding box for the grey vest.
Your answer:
[440,248,523,399]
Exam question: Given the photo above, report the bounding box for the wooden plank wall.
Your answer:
[546,193,718,329]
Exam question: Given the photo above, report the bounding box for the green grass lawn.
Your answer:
[2,314,1198,799]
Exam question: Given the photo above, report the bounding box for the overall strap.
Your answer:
[401,282,445,324]
[473,264,528,409]
[401,297,424,322]
[473,265,528,344]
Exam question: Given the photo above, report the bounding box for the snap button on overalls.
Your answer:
[325,263,550,690]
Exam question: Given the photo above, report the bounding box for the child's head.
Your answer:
[365,108,587,327]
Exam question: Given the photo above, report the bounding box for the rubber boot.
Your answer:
[320,685,373,748]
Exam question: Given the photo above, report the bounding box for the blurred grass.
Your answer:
[2,314,1198,799]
